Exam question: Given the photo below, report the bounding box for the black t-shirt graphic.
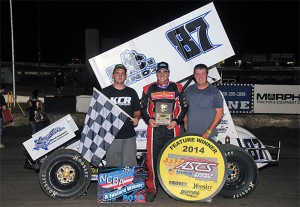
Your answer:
[101,85,141,139]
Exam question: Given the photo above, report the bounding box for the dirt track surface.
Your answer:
[0,126,299,207]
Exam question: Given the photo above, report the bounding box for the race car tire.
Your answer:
[218,144,259,199]
[39,149,91,200]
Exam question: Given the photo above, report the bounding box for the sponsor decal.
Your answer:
[217,125,228,134]
[193,183,212,191]
[73,155,90,178]
[101,182,145,201]
[41,174,58,198]
[169,180,188,187]
[233,181,255,199]
[97,166,146,203]
[158,135,226,202]
[166,11,221,62]
[33,127,65,150]
[151,91,175,100]
[254,85,300,114]
[136,130,146,140]
[256,93,300,104]
[106,50,156,86]
[219,119,229,125]
[237,138,268,161]
[217,84,254,113]
[110,97,132,106]
[180,190,200,197]
[257,93,300,101]
[99,166,134,189]
[163,155,218,182]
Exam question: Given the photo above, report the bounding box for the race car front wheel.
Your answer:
[39,149,91,200]
[218,144,259,199]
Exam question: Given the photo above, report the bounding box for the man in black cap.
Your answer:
[101,64,141,167]
[141,61,186,201]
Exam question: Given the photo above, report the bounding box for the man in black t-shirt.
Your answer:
[101,64,141,167]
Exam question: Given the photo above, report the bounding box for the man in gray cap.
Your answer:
[101,64,141,167]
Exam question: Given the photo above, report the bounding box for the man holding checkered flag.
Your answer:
[79,64,141,167]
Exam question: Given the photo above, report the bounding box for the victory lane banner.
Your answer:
[158,134,226,202]
[97,166,146,203]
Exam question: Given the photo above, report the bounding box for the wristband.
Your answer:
[206,129,212,134]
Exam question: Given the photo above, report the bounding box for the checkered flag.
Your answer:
[79,88,131,167]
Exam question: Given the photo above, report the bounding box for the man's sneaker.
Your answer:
[0,143,5,149]
[146,192,157,202]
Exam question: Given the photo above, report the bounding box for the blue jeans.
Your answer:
[30,121,43,134]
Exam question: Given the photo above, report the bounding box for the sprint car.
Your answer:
[23,112,280,201]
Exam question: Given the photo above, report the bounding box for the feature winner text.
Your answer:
[169,136,218,154]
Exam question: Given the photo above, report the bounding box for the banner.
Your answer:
[158,134,226,202]
[97,167,146,203]
[254,85,300,114]
[217,84,254,113]
[89,2,234,97]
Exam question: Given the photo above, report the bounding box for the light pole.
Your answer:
[9,0,15,107]
[37,0,41,74]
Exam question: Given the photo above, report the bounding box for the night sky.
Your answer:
[1,0,299,64]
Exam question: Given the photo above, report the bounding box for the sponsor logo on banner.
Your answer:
[97,167,146,203]
[254,85,300,114]
[158,135,226,202]
[165,155,218,182]
[99,166,134,189]
[256,93,300,103]
[217,84,254,113]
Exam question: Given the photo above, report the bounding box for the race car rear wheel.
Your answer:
[218,144,258,199]
[39,149,91,200]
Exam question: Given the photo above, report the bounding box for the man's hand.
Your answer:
[131,111,141,126]
[131,117,139,126]
[183,121,187,131]
[167,121,177,130]
[183,115,188,131]
[201,131,210,139]
[148,119,158,127]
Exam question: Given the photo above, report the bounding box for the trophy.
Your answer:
[155,102,172,125]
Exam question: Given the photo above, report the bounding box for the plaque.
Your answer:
[155,102,172,125]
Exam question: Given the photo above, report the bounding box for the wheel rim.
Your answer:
[56,164,76,184]
[226,161,246,188]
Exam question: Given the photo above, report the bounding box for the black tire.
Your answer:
[218,144,258,199]
[39,149,91,200]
